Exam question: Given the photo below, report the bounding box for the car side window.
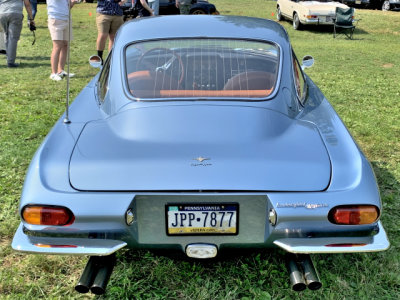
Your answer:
[98,53,112,103]
[292,51,306,105]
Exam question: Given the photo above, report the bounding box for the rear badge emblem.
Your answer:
[194,157,210,162]
[191,157,212,167]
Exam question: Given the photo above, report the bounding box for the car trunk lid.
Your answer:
[69,105,331,191]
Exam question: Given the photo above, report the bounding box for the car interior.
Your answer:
[125,39,279,99]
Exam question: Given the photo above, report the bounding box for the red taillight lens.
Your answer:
[328,205,379,225]
[22,205,75,226]
[325,243,367,247]
[35,244,77,248]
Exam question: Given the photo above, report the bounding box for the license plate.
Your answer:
[166,204,238,235]
[356,0,361,4]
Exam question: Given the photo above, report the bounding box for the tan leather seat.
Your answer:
[223,71,274,91]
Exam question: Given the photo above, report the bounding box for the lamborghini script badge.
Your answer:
[191,157,212,167]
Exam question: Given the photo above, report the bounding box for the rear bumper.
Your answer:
[302,18,334,26]
[12,220,389,256]
[274,221,390,254]
[12,223,127,256]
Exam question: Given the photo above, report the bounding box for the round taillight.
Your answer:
[328,205,379,225]
[22,205,75,226]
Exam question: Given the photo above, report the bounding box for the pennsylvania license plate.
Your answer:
[166,204,238,235]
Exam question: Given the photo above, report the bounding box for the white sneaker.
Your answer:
[50,73,63,81]
[58,70,75,78]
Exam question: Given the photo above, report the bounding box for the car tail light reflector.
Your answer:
[22,205,75,226]
[328,205,379,225]
[35,244,77,248]
[325,243,367,247]
[306,15,318,19]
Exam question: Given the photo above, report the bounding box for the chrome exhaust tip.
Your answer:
[286,253,307,291]
[75,254,116,295]
[299,254,322,290]
[90,254,116,295]
[75,256,100,293]
[286,253,322,291]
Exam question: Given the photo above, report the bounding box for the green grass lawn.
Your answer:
[1,1,399,298]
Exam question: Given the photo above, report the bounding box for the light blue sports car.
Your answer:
[12,15,389,295]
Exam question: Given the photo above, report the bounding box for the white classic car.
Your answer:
[277,0,351,30]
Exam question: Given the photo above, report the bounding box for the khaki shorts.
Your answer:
[96,13,123,35]
[48,18,73,41]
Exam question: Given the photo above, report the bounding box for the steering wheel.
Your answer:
[136,48,184,85]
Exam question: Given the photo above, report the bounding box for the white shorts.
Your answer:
[48,18,73,41]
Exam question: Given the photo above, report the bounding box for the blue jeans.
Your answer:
[30,0,38,19]
[148,0,159,16]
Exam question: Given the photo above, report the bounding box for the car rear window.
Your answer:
[125,38,279,100]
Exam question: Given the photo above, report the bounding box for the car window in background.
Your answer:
[125,38,280,100]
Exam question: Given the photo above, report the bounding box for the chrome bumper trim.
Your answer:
[12,223,127,256]
[273,221,390,254]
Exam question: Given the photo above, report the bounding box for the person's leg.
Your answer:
[48,18,65,78]
[30,0,38,19]
[154,0,160,16]
[108,33,114,51]
[57,40,68,73]
[108,15,123,51]
[0,16,7,53]
[96,14,111,60]
[5,13,23,65]
[97,32,108,52]
[149,1,159,16]
[51,40,64,74]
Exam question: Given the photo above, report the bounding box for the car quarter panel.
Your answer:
[300,77,375,192]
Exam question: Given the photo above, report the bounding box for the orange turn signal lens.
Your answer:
[328,205,379,225]
[22,205,74,226]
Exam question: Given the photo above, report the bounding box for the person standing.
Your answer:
[96,0,125,62]
[148,0,158,16]
[47,0,77,81]
[0,0,35,67]
[175,0,190,15]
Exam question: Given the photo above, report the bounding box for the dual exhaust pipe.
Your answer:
[75,254,116,295]
[75,252,320,294]
[286,253,322,291]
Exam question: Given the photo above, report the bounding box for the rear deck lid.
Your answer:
[69,105,331,191]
